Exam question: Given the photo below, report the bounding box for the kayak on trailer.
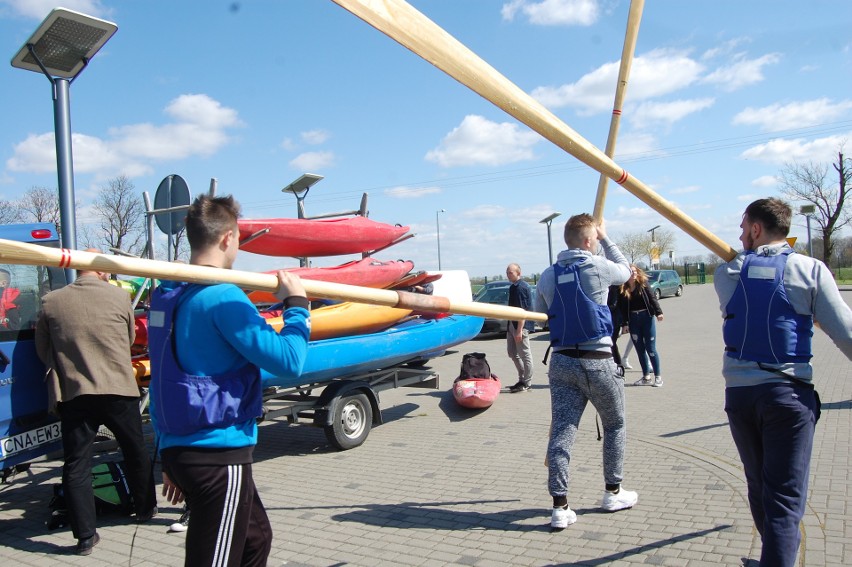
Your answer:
[262,302,414,341]
[389,271,442,290]
[238,216,410,257]
[260,313,484,388]
[246,257,414,304]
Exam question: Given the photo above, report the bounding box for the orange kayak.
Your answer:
[263,302,413,341]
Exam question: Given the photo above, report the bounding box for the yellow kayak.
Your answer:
[264,302,413,341]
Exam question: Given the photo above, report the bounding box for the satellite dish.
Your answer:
[154,174,191,235]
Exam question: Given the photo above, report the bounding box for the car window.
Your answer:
[475,288,510,305]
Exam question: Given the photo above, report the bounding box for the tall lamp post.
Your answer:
[539,212,562,266]
[11,7,118,282]
[436,209,446,270]
[647,224,661,268]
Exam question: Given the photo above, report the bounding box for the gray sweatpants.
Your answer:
[547,353,626,498]
[506,327,533,385]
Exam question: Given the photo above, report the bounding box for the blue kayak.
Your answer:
[260,314,484,388]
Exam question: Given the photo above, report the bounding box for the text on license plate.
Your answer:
[0,422,62,458]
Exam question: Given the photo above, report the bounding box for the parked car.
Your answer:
[646,269,683,299]
[472,280,544,336]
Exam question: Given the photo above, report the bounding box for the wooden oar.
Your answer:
[592,0,644,220]
[330,0,737,262]
[0,239,548,323]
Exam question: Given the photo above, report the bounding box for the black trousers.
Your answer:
[164,459,272,567]
[59,395,155,539]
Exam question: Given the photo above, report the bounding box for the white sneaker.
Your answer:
[550,505,577,529]
[169,507,190,533]
[633,375,652,386]
[622,360,633,370]
[601,488,638,512]
[653,375,663,387]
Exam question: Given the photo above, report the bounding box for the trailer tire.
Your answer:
[325,392,372,450]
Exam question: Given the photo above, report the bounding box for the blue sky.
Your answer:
[1,0,850,278]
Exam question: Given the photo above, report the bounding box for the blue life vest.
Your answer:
[722,250,813,364]
[148,283,263,436]
[547,262,613,347]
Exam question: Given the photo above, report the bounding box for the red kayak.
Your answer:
[239,216,409,257]
[246,257,414,304]
[453,375,501,409]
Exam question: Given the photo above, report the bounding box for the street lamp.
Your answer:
[11,7,117,282]
[800,204,815,257]
[282,173,324,219]
[436,209,446,270]
[647,225,661,269]
[539,212,562,266]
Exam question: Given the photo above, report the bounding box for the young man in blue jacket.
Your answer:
[149,194,311,567]
[715,197,852,566]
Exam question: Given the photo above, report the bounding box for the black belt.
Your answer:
[554,349,612,360]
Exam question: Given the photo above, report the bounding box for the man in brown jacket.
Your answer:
[35,253,156,555]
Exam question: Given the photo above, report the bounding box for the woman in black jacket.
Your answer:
[619,265,664,387]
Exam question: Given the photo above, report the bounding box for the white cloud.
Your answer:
[7,132,150,176]
[289,151,335,171]
[532,49,704,114]
[384,186,442,199]
[733,98,852,132]
[301,129,330,145]
[631,98,715,129]
[461,204,507,220]
[501,0,600,26]
[701,38,749,61]
[110,94,242,160]
[0,0,110,19]
[737,193,759,201]
[751,175,779,187]
[6,93,242,177]
[702,53,780,92]
[670,185,700,195]
[739,134,850,164]
[280,138,297,151]
[425,115,540,167]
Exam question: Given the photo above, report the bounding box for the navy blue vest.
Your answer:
[547,262,613,347]
[148,283,263,436]
[722,250,813,364]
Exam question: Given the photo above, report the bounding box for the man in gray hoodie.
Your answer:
[715,197,852,566]
[535,214,636,530]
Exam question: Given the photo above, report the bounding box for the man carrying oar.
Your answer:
[535,214,636,530]
[715,197,852,566]
[149,194,311,567]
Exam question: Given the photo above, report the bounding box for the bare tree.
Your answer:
[615,231,648,264]
[0,199,23,224]
[645,228,676,268]
[18,186,61,230]
[170,226,189,262]
[92,175,145,256]
[779,151,851,267]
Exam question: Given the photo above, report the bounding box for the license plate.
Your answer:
[0,422,62,458]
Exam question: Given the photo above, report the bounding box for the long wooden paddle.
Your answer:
[0,239,548,323]
[330,0,736,262]
[592,0,644,220]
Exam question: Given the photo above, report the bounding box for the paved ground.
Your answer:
[0,284,849,566]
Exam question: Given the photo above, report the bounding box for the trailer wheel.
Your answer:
[325,392,372,450]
